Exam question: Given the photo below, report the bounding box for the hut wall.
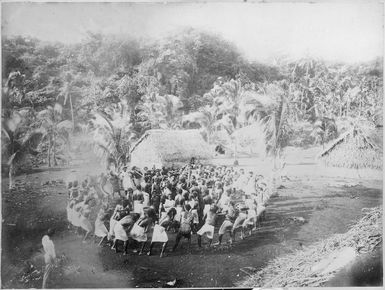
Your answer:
[130,139,163,169]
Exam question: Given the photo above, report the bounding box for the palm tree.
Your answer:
[91,101,136,170]
[181,105,216,142]
[2,110,42,189]
[36,103,73,167]
[57,72,76,131]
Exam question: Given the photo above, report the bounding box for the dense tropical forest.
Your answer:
[2,29,383,187]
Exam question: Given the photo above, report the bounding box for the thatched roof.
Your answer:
[318,127,382,169]
[130,129,212,168]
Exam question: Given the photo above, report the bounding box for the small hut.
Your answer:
[130,129,212,169]
[318,126,383,170]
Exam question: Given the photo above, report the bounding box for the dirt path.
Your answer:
[1,166,382,288]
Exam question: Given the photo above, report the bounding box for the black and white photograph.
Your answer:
[1,0,383,288]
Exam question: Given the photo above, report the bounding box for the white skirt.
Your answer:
[79,215,93,232]
[133,201,143,214]
[151,224,168,243]
[175,206,183,222]
[197,224,214,239]
[203,204,211,217]
[114,222,129,241]
[72,211,81,227]
[130,223,147,242]
[94,219,108,237]
[109,217,118,237]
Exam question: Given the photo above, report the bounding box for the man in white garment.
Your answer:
[42,228,57,288]
[235,169,249,192]
[120,167,134,195]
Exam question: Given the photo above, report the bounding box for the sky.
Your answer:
[2,2,383,64]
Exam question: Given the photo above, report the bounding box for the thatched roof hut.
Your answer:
[318,127,383,170]
[130,129,212,169]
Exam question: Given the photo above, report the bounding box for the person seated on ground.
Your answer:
[197,204,218,248]
[130,207,156,255]
[215,201,238,246]
[172,204,193,252]
[147,208,176,258]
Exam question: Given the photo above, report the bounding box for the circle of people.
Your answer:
[66,161,270,258]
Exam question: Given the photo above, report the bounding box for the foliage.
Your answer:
[35,103,73,167]
[1,30,383,171]
[90,101,136,170]
[1,109,42,188]
[311,117,338,147]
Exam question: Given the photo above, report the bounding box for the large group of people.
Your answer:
[65,159,271,258]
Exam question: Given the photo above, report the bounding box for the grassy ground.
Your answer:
[1,153,383,288]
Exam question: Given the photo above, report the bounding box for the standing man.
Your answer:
[120,166,134,197]
[42,228,57,289]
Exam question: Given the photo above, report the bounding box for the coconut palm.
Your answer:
[2,110,42,189]
[57,72,77,130]
[36,103,73,167]
[91,101,136,170]
[181,105,216,142]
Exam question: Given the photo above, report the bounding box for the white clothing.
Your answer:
[175,205,183,223]
[133,200,144,214]
[197,224,214,239]
[120,171,134,190]
[109,216,118,238]
[143,192,150,208]
[79,215,93,232]
[94,218,108,238]
[130,223,147,242]
[42,235,56,264]
[151,224,168,243]
[114,222,129,241]
[203,204,211,218]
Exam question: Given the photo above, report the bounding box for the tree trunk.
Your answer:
[346,99,350,117]
[53,134,57,166]
[9,162,14,190]
[48,138,52,167]
[69,93,75,132]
